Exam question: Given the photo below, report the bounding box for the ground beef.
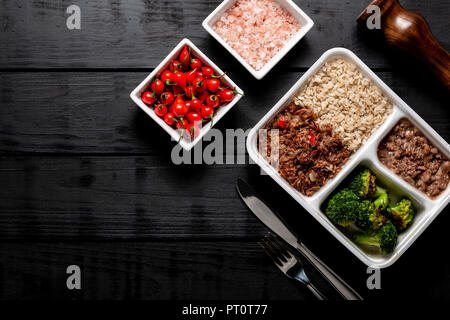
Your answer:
[378,118,450,198]
[260,103,351,197]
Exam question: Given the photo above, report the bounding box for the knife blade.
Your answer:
[236,178,362,300]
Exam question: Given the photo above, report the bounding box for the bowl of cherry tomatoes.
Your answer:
[130,38,244,151]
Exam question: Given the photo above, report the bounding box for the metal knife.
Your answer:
[236,178,363,300]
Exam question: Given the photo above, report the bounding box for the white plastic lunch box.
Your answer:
[247,48,450,268]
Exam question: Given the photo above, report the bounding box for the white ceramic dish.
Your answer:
[247,48,450,268]
[202,0,314,80]
[130,38,243,151]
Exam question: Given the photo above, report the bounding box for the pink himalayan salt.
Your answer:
[213,0,300,71]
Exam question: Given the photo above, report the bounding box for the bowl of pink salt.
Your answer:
[202,0,314,80]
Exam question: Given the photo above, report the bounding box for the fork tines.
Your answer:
[258,233,293,266]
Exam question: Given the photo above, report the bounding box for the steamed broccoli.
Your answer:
[354,221,398,254]
[373,191,389,211]
[349,169,376,199]
[356,200,387,231]
[386,199,415,231]
[325,189,359,227]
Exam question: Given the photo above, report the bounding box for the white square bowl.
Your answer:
[247,48,450,268]
[130,38,243,151]
[202,0,314,80]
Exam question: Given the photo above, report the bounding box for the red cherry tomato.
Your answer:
[218,89,235,102]
[201,67,214,78]
[196,71,204,79]
[175,117,189,129]
[187,112,203,124]
[278,119,287,129]
[201,105,214,119]
[172,96,188,117]
[185,100,191,110]
[206,95,220,108]
[190,98,202,112]
[164,112,175,126]
[160,92,174,105]
[179,46,190,67]
[207,79,221,93]
[154,104,167,117]
[142,91,157,105]
[161,70,173,83]
[186,123,201,139]
[151,79,164,96]
[172,71,186,89]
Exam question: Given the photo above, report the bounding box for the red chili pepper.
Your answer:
[186,68,197,84]
[194,77,207,93]
[172,71,186,89]
[201,67,214,78]
[206,95,219,108]
[170,60,183,73]
[207,79,221,93]
[161,70,173,83]
[185,100,191,111]
[160,92,174,105]
[278,119,287,129]
[198,91,209,104]
[142,91,157,105]
[201,105,214,120]
[154,104,167,118]
[186,123,201,139]
[164,112,175,126]
[308,133,316,144]
[190,58,202,70]
[175,117,189,129]
[151,79,164,96]
[190,98,202,113]
[185,85,196,98]
[179,47,190,67]
[187,112,203,124]
[172,96,188,117]
[218,89,237,102]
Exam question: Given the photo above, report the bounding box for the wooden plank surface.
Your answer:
[0,0,449,301]
[1,237,449,300]
[0,0,448,69]
[1,70,448,154]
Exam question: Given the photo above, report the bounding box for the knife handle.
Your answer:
[296,242,363,300]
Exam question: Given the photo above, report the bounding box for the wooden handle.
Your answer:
[358,0,450,90]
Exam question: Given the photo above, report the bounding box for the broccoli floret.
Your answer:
[372,185,387,198]
[349,169,376,199]
[373,192,389,211]
[386,199,415,232]
[356,200,387,231]
[354,221,398,255]
[325,189,359,227]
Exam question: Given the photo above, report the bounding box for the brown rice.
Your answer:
[294,58,393,152]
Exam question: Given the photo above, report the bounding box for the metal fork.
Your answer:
[259,234,327,300]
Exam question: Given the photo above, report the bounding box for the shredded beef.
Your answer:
[378,118,450,198]
[261,103,351,197]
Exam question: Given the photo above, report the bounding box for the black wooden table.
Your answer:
[0,0,449,301]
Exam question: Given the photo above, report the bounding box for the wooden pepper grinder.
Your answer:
[358,0,450,90]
